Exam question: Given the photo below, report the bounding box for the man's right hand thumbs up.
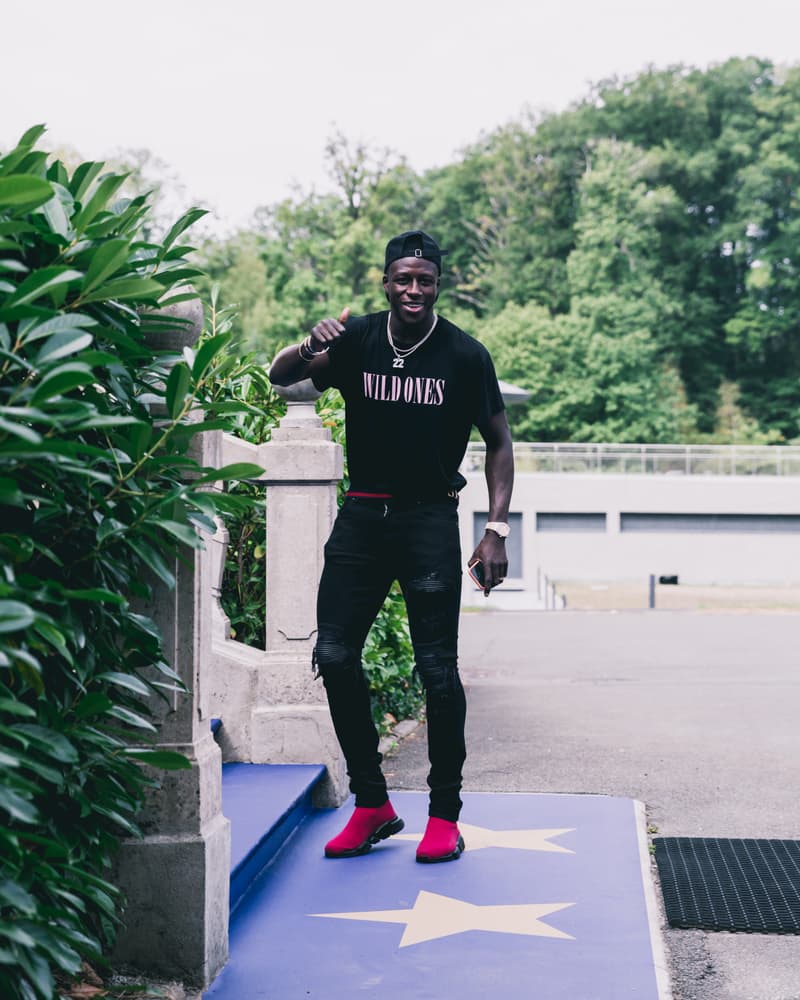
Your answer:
[310,307,351,349]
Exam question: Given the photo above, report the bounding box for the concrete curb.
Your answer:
[378,717,421,756]
[634,800,674,1000]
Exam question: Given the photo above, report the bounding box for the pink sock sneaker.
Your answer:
[324,801,404,858]
[416,816,465,863]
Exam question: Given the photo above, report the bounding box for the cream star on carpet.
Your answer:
[311,890,575,947]
[395,823,575,853]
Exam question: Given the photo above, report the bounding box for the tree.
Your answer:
[480,302,689,442]
[197,130,422,362]
[194,60,800,443]
[723,65,800,439]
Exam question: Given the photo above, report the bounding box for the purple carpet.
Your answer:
[206,791,667,999]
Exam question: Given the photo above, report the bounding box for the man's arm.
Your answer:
[469,409,514,595]
[268,308,350,387]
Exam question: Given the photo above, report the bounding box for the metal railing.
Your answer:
[463,442,800,477]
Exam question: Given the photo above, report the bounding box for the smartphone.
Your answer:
[468,558,486,589]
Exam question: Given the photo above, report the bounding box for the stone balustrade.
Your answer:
[207,379,347,808]
[113,300,346,988]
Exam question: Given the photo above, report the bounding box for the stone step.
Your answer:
[221,762,326,914]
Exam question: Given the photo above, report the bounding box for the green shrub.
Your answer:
[0,127,261,1000]
[362,582,420,727]
[216,327,283,647]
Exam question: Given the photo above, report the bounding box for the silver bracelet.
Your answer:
[298,336,329,363]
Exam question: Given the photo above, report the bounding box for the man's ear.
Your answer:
[382,272,390,301]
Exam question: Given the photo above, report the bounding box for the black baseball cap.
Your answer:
[384,230,448,274]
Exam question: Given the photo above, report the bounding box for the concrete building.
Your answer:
[459,443,800,609]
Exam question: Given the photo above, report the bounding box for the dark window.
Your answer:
[473,512,523,578]
[536,512,607,533]
[620,513,800,534]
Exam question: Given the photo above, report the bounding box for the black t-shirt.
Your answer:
[311,311,504,497]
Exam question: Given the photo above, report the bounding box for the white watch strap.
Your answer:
[485,521,510,537]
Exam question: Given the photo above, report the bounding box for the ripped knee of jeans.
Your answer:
[415,648,461,701]
[313,627,360,680]
[408,571,451,595]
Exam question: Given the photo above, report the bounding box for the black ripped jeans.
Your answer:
[314,495,466,821]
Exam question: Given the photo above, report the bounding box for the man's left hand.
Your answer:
[468,532,508,596]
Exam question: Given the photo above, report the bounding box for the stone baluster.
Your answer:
[112,298,230,988]
[246,379,347,806]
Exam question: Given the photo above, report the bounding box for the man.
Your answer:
[269,231,513,863]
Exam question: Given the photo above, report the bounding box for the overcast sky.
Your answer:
[5,0,799,233]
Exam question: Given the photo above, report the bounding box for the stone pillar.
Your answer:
[112,301,230,988]
[249,380,348,806]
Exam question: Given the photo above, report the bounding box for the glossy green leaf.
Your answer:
[67,413,144,431]
[0,417,42,443]
[106,705,157,731]
[0,220,36,235]
[75,692,113,718]
[0,175,53,210]
[30,619,74,666]
[125,749,192,770]
[20,756,64,786]
[10,123,47,153]
[17,311,97,345]
[41,190,71,239]
[92,803,141,834]
[0,922,37,948]
[126,421,152,459]
[165,361,191,419]
[160,208,208,254]
[192,333,231,379]
[0,787,38,824]
[33,329,94,365]
[0,599,35,633]
[24,924,83,974]
[157,288,204,308]
[16,942,56,994]
[124,612,162,640]
[79,275,165,304]
[82,237,131,293]
[96,671,151,697]
[69,160,104,201]
[6,650,43,695]
[158,520,199,546]
[13,725,79,763]
[72,172,128,231]
[61,587,126,605]
[126,538,176,587]
[30,363,94,403]
[0,880,36,915]
[0,258,28,274]
[0,698,36,718]
[4,266,83,307]
[193,462,265,485]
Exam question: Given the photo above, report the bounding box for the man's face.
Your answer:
[383,257,440,327]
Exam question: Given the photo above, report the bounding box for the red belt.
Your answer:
[346,491,393,498]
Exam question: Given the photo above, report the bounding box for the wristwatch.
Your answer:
[485,521,511,539]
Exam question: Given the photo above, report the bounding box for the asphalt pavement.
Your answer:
[384,609,800,1000]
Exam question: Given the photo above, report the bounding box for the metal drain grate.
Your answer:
[654,838,800,933]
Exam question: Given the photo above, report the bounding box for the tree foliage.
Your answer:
[198,58,800,443]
